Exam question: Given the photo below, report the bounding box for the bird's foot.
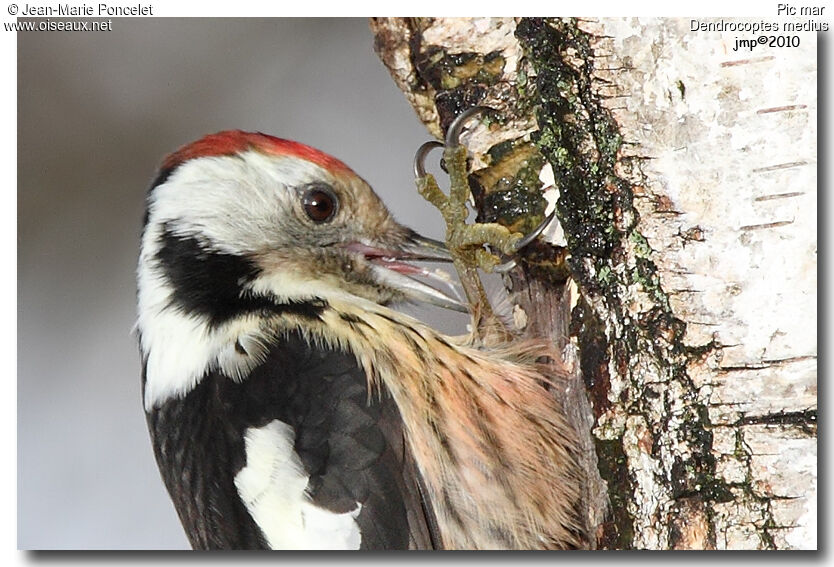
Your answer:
[413,109,526,276]
[414,107,554,329]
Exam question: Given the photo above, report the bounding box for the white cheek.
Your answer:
[235,420,363,550]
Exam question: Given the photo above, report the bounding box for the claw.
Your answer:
[445,106,493,148]
[413,141,444,179]
[493,259,517,274]
[414,106,557,310]
[414,106,493,177]
[509,210,557,253]
[490,211,558,274]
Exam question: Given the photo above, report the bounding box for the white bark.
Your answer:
[372,17,817,550]
[587,18,817,549]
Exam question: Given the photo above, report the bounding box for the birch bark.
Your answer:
[370,17,817,550]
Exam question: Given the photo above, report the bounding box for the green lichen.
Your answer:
[597,264,612,285]
[515,18,631,271]
[516,17,722,548]
[629,231,652,258]
[482,186,544,232]
[631,258,672,312]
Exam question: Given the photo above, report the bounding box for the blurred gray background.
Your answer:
[18,18,467,549]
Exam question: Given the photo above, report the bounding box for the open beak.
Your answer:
[344,231,467,313]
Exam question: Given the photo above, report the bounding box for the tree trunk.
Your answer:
[370,17,817,550]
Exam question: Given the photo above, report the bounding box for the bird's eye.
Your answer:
[301,185,338,223]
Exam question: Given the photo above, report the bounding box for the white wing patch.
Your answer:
[234,420,363,550]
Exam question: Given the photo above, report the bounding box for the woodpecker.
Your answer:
[137,127,583,550]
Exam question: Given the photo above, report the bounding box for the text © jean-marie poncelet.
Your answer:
[19,3,154,17]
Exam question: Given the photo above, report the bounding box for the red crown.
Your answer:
[162,130,353,175]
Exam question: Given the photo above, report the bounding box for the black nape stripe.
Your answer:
[150,166,175,191]
[155,228,327,327]
[142,167,176,229]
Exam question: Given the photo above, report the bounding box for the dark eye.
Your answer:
[301,186,338,223]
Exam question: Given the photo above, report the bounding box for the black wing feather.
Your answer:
[145,330,437,549]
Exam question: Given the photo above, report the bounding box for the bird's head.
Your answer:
[140,130,462,318]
